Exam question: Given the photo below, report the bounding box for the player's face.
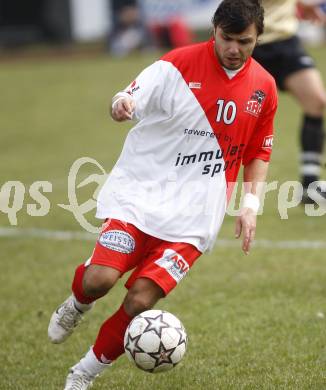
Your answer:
[213,23,258,70]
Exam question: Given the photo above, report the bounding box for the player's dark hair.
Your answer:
[212,0,264,36]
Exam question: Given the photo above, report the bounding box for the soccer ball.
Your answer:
[124,309,188,373]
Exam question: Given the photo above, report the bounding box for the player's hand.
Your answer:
[235,208,257,255]
[111,96,135,122]
[297,2,326,24]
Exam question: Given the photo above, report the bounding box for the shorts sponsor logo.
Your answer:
[99,230,135,254]
[155,249,190,283]
[262,135,273,149]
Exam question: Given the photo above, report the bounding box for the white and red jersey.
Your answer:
[97,40,278,252]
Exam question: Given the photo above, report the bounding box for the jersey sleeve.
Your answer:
[242,83,278,166]
[121,60,170,121]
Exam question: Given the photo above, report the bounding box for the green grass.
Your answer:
[1,45,326,389]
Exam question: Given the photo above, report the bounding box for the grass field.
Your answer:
[1,43,326,389]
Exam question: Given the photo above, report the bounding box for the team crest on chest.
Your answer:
[244,90,266,117]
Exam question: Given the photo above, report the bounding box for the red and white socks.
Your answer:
[71,264,133,375]
[72,305,133,377]
[93,304,133,363]
[71,347,110,377]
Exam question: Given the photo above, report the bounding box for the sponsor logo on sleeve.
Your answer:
[262,135,273,149]
[98,230,135,254]
[245,90,266,117]
[127,80,140,96]
[154,249,190,283]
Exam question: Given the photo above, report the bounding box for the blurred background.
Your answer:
[0,0,325,54]
[0,0,216,52]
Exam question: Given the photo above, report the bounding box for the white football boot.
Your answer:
[48,295,94,344]
[64,348,110,390]
[64,368,96,390]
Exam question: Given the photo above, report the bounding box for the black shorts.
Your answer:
[252,36,315,90]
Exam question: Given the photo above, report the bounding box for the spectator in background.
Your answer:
[108,0,193,55]
[253,0,326,204]
[108,0,151,56]
[139,0,193,48]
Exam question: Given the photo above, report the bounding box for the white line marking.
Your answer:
[0,227,95,241]
[217,238,326,249]
[0,226,325,250]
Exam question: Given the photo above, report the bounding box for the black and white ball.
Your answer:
[124,309,188,373]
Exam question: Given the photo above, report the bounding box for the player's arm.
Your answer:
[110,61,168,123]
[235,158,269,255]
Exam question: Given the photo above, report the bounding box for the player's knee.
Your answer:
[312,91,326,114]
[124,290,157,317]
[319,92,326,112]
[83,266,119,297]
[303,90,326,116]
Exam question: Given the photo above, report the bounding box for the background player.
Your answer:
[253,0,326,203]
[48,1,278,389]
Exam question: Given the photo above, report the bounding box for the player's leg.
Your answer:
[60,283,122,390]
[63,278,164,390]
[283,58,326,202]
[48,263,121,345]
[284,67,326,117]
[254,37,326,202]
[279,37,326,203]
[48,219,144,345]
[64,240,201,389]
[92,277,165,360]
[90,241,201,364]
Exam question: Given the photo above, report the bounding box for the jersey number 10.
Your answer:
[216,99,237,125]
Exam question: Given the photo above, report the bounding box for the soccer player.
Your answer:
[253,0,326,203]
[48,1,278,388]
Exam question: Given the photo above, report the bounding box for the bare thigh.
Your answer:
[284,68,326,116]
